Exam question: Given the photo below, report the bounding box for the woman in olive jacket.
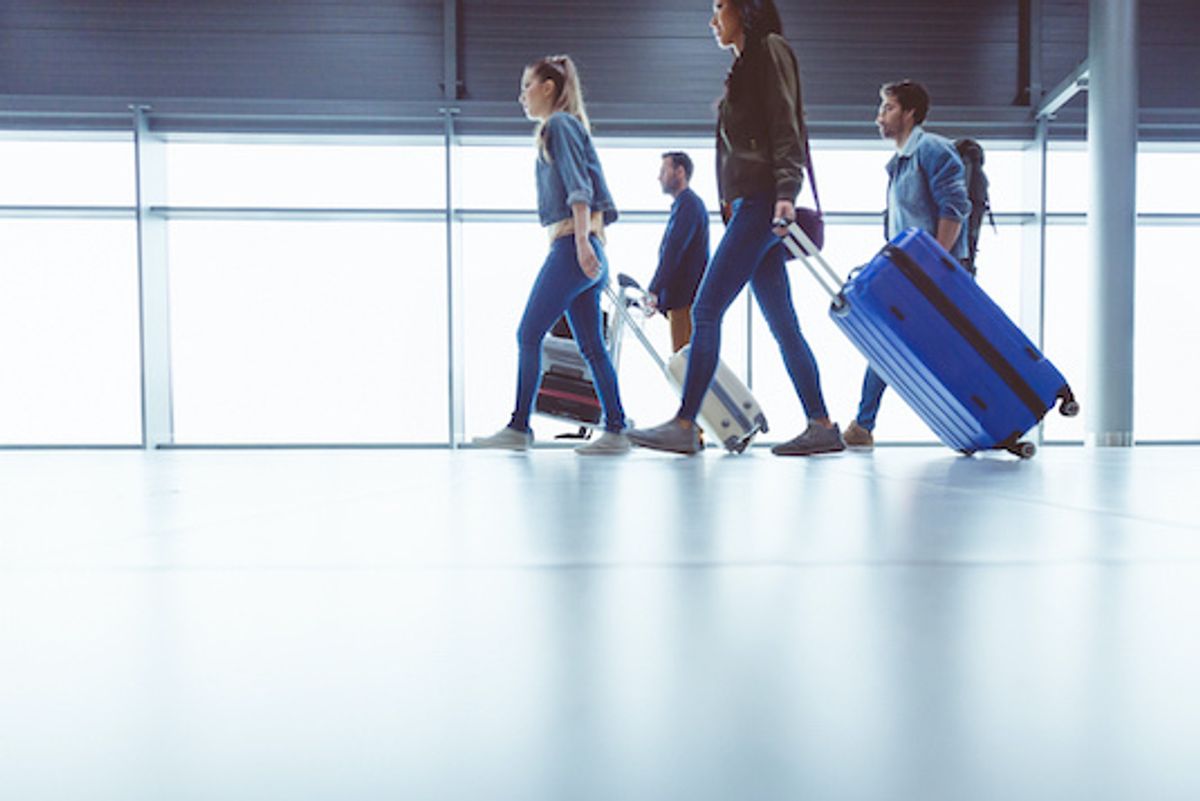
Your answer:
[629,0,844,456]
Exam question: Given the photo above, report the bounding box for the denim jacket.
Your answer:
[535,112,618,228]
[885,125,970,260]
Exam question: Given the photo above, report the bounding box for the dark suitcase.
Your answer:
[536,335,603,426]
[535,309,619,431]
[781,224,1079,458]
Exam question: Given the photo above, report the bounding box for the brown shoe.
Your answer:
[843,421,874,449]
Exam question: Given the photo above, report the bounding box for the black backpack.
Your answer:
[954,138,995,273]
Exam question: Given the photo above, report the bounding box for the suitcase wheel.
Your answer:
[1057,388,1080,417]
[1007,441,1037,460]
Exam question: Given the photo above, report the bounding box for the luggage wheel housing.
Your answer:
[1008,441,1037,459]
[996,432,1037,460]
[723,414,769,455]
[1057,387,1080,417]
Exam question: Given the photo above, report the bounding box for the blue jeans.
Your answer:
[679,193,829,423]
[855,367,887,431]
[509,234,626,433]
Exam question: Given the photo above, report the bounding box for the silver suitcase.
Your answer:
[607,275,768,453]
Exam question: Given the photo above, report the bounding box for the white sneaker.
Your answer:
[471,426,532,451]
[575,430,631,455]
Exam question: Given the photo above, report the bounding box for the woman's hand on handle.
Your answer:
[772,199,795,236]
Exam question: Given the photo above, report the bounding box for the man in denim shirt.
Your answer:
[843,80,971,449]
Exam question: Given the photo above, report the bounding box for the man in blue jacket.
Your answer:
[646,151,710,353]
[843,80,970,449]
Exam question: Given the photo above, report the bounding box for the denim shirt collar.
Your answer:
[898,125,925,160]
[885,126,925,181]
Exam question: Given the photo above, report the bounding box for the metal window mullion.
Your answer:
[443,0,465,447]
[1020,118,1050,445]
[148,207,447,222]
[444,109,465,447]
[1028,0,1044,104]
[1037,121,1049,354]
[0,205,135,219]
[132,106,174,449]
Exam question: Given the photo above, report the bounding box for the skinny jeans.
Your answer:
[509,234,626,433]
[679,194,829,423]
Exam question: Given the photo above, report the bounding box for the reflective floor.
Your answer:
[2,446,1199,801]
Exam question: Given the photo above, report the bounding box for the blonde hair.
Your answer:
[527,54,590,159]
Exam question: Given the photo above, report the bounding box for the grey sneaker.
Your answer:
[626,419,702,455]
[843,421,875,450]
[471,426,532,451]
[575,430,631,455]
[771,423,846,456]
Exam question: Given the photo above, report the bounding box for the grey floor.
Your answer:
[2,445,1199,801]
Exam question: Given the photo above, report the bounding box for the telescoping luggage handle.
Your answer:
[605,276,761,443]
[778,221,847,310]
[603,278,670,375]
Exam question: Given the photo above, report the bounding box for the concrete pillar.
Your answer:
[1086,0,1138,446]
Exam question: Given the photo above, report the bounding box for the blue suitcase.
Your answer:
[782,224,1079,458]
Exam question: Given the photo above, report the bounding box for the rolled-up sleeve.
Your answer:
[923,143,970,222]
[544,114,594,209]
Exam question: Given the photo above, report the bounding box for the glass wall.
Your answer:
[0,133,141,446]
[166,219,447,444]
[1042,143,1200,443]
[163,139,449,444]
[0,128,1196,447]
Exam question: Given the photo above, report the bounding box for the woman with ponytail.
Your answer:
[629,0,844,456]
[472,55,630,453]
